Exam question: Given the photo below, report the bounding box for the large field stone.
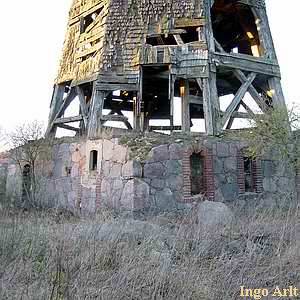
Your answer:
[197,201,234,231]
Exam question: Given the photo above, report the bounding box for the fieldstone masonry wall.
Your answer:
[0,157,8,200]
[0,136,297,212]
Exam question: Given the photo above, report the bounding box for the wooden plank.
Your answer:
[202,78,213,135]
[240,101,256,119]
[88,88,107,138]
[135,67,143,131]
[69,2,105,25]
[56,123,80,132]
[253,7,276,60]
[181,79,190,132]
[101,115,128,122]
[75,43,102,59]
[189,95,203,105]
[174,18,205,28]
[232,112,253,119]
[221,72,256,128]
[76,86,89,129]
[268,77,286,107]
[213,53,281,77]
[205,0,215,53]
[150,126,182,131]
[174,34,184,45]
[201,72,219,135]
[95,83,138,91]
[233,70,267,112]
[54,115,83,124]
[46,87,77,136]
[226,103,241,130]
[46,84,66,136]
[169,73,175,131]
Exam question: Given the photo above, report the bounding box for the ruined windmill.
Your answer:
[3,0,296,212]
[46,0,285,137]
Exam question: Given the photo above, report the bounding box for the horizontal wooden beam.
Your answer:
[189,95,203,105]
[220,111,260,119]
[150,126,182,131]
[54,115,83,124]
[96,83,138,91]
[147,29,187,38]
[100,115,129,122]
[56,123,80,132]
[232,112,252,119]
[213,53,280,77]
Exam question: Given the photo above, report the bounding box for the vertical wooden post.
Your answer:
[169,72,175,132]
[138,67,147,132]
[205,0,215,53]
[203,72,219,135]
[87,84,105,139]
[268,77,286,107]
[181,79,190,132]
[253,7,277,61]
[133,93,141,131]
[46,83,66,137]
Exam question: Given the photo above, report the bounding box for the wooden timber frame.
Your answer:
[46,0,287,138]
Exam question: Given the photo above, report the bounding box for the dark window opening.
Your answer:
[22,164,31,201]
[211,1,262,57]
[90,150,98,171]
[65,167,72,177]
[80,8,102,33]
[146,35,177,46]
[190,153,205,195]
[244,157,255,192]
[180,27,199,43]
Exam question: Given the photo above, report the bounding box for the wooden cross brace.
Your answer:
[221,72,256,129]
[214,38,268,113]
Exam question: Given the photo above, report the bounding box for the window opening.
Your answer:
[190,153,205,195]
[244,157,255,192]
[146,34,177,46]
[80,8,102,33]
[90,150,98,171]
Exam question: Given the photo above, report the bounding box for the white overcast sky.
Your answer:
[0,0,299,138]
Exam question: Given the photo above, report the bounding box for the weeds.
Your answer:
[0,200,299,299]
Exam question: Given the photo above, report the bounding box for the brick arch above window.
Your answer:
[182,145,215,202]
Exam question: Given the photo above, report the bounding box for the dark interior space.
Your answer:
[211,0,262,56]
[146,35,177,46]
[142,65,170,121]
[80,8,102,33]
[190,153,205,195]
[180,27,199,44]
[90,150,98,171]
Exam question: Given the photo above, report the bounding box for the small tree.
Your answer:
[7,121,52,207]
[0,126,6,152]
[240,107,300,169]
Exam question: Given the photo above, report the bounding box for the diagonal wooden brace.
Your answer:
[221,72,256,128]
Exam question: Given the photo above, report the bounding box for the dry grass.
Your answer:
[0,201,299,300]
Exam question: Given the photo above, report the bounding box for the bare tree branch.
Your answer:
[6,121,53,208]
